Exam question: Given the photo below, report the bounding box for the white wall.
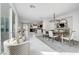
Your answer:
[42,10,79,41]
[9,3,19,39]
[48,22,55,30]
[43,20,49,30]
[43,20,55,30]
[57,10,79,41]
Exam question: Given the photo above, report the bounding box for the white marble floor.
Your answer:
[37,36,79,53]
[1,32,79,55]
[25,32,79,55]
[29,35,59,55]
[29,33,79,55]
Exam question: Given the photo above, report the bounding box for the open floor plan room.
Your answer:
[0,3,79,55]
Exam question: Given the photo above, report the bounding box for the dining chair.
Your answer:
[43,30,46,37]
[61,30,75,45]
[48,30,57,41]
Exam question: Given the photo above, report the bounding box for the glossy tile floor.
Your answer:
[30,35,57,55]
[0,33,58,55]
[29,33,79,55]
[1,32,79,55]
[37,35,79,53]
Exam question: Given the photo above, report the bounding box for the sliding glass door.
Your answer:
[0,16,1,53]
[0,3,18,54]
[1,16,9,53]
[0,4,1,54]
[0,3,10,54]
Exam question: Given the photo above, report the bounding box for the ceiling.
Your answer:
[13,3,79,23]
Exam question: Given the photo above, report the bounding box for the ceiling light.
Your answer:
[29,5,36,8]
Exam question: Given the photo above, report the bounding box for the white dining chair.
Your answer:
[42,30,49,39]
[48,31,57,41]
[61,30,75,45]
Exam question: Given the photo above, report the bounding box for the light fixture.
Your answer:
[49,13,56,22]
[29,5,36,8]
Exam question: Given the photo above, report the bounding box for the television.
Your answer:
[59,23,65,28]
[40,25,42,28]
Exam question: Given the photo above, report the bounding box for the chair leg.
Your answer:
[52,38,54,42]
[48,37,50,41]
[61,38,64,44]
[69,39,71,46]
[43,35,45,40]
[72,39,74,46]
[72,40,74,46]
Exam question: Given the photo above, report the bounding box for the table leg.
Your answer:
[61,34,63,43]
